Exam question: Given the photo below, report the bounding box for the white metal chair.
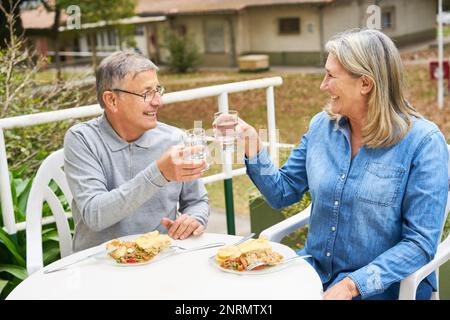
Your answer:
[26,148,73,275]
[260,145,450,300]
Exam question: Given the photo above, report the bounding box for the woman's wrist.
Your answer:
[244,127,261,158]
[344,277,360,297]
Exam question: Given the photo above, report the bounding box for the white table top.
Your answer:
[7,233,323,300]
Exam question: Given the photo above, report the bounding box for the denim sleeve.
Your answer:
[245,132,309,209]
[348,130,449,299]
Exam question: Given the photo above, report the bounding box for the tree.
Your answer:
[38,0,135,73]
[57,0,136,69]
[0,0,23,49]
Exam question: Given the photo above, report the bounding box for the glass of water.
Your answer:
[213,110,239,151]
[183,128,210,171]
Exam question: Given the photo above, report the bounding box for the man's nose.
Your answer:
[150,93,162,107]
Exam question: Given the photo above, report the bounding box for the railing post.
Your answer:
[266,86,279,167]
[0,128,17,235]
[218,93,236,235]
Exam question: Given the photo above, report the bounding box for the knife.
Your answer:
[43,246,116,274]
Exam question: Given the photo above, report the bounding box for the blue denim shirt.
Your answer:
[245,112,448,299]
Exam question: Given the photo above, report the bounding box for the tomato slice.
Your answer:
[126,258,138,263]
[249,265,267,271]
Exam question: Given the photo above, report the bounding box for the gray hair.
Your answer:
[323,28,421,148]
[96,51,159,108]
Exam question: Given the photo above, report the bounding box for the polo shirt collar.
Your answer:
[98,114,154,151]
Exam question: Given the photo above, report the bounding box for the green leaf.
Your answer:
[17,178,34,220]
[0,279,8,295]
[15,178,30,197]
[11,164,28,178]
[0,229,26,267]
[42,229,59,242]
[0,264,27,280]
[43,247,61,266]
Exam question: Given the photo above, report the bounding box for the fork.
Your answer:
[246,254,312,271]
[207,233,256,259]
[170,242,226,253]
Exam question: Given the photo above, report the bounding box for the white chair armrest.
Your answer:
[399,235,450,300]
[260,204,311,243]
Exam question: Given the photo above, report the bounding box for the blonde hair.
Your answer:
[324,29,421,148]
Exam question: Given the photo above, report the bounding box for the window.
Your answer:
[382,7,395,30]
[107,29,117,47]
[205,20,225,53]
[278,17,300,35]
[135,25,145,36]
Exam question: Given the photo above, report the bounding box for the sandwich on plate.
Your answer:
[215,237,283,271]
[107,231,171,264]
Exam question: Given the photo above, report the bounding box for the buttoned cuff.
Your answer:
[144,161,169,188]
[348,265,385,299]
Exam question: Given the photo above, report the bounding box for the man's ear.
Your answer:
[360,75,374,95]
[102,91,118,112]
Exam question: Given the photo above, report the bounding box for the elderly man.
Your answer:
[64,51,209,251]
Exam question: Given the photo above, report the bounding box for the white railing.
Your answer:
[0,76,284,235]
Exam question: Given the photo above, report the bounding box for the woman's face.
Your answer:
[320,53,365,119]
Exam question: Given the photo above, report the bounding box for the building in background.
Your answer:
[20,0,437,67]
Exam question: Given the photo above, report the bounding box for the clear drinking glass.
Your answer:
[183,128,210,171]
[213,110,238,151]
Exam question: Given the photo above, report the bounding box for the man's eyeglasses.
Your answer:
[111,85,165,103]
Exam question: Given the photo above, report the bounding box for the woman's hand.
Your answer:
[235,118,262,158]
[322,277,360,300]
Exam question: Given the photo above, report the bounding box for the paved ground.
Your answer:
[205,207,251,236]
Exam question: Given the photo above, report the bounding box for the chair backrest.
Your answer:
[26,148,73,275]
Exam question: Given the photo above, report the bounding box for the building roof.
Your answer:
[137,0,335,15]
[20,5,67,29]
[21,0,335,30]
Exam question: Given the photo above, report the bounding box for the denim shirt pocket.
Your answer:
[356,162,405,207]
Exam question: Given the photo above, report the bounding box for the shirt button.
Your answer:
[334,200,339,206]
[341,174,346,180]
[326,252,331,257]
[331,226,336,232]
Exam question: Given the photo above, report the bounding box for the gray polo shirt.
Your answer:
[64,114,209,251]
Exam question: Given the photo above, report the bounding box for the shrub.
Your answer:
[163,28,202,73]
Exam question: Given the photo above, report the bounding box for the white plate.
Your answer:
[208,242,298,275]
[95,234,177,267]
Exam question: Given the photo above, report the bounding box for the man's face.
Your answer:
[114,69,162,133]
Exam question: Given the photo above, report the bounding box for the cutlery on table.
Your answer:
[43,247,117,274]
[245,254,312,271]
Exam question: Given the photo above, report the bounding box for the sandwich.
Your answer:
[215,237,283,271]
[107,231,171,264]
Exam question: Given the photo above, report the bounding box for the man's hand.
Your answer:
[157,145,206,182]
[322,277,360,300]
[160,215,204,240]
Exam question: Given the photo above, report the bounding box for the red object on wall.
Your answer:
[429,60,450,80]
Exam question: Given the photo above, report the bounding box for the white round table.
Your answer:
[7,233,323,300]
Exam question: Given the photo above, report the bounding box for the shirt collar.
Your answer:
[98,114,155,151]
[98,114,129,151]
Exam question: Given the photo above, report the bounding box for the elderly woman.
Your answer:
[238,29,448,299]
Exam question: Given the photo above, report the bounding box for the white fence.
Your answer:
[0,76,288,234]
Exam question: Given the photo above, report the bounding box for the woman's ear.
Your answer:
[102,91,118,112]
[360,75,374,95]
